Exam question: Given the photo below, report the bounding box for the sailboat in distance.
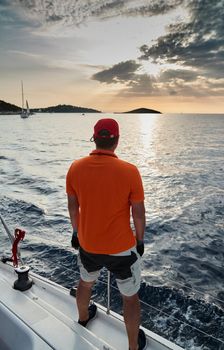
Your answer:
[20,81,31,118]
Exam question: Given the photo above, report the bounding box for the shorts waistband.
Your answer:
[109,245,137,257]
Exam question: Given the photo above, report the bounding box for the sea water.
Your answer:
[0,113,224,350]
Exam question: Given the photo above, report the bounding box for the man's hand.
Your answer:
[136,239,144,257]
[71,230,80,250]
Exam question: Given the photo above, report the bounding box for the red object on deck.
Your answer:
[12,228,25,266]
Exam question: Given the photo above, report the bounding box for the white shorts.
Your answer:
[77,247,141,297]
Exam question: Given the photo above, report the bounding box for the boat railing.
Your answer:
[0,215,224,349]
[38,256,224,349]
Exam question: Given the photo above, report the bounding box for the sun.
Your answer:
[138,61,162,77]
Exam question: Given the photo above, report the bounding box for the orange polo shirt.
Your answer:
[66,149,144,254]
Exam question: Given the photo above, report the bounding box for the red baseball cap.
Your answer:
[93,118,119,139]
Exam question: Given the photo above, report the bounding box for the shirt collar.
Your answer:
[90,149,118,158]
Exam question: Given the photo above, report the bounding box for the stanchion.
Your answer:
[107,270,111,315]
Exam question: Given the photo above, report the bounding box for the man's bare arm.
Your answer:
[67,194,79,231]
[131,201,145,242]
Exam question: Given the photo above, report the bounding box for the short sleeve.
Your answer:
[129,167,144,202]
[66,164,76,196]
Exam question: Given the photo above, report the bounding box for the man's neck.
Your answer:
[90,149,118,158]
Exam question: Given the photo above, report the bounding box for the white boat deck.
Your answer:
[0,261,184,350]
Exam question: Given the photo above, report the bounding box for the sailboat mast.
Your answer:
[21,81,24,112]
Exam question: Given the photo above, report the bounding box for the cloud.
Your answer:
[92,60,158,96]
[139,0,224,79]
[0,0,40,30]
[92,60,224,97]
[7,0,185,26]
[123,0,185,17]
[124,74,157,95]
[91,0,185,19]
[92,60,141,84]
[159,69,198,82]
[92,0,224,97]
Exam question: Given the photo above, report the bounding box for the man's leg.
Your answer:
[122,293,141,350]
[113,252,144,349]
[76,278,95,321]
[76,249,101,323]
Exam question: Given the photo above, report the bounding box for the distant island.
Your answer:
[0,100,101,114]
[0,100,21,114]
[33,104,101,113]
[124,107,161,114]
[0,100,161,115]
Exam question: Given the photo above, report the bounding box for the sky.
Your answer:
[0,0,224,113]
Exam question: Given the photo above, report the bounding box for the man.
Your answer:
[66,118,146,350]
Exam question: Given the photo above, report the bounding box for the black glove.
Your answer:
[136,240,144,257]
[71,230,80,250]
